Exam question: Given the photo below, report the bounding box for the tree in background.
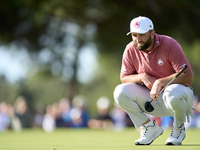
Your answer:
[0,0,200,113]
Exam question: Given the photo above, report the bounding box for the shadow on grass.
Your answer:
[182,144,200,146]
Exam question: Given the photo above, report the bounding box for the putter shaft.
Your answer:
[145,65,187,111]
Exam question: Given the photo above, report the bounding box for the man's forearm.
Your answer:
[121,74,143,84]
[121,73,157,90]
[155,68,193,88]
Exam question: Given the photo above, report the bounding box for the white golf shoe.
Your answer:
[165,126,185,145]
[135,121,164,145]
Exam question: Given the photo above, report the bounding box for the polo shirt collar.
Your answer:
[151,33,160,51]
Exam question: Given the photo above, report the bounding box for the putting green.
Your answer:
[0,128,199,150]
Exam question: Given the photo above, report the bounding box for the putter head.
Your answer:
[145,101,154,112]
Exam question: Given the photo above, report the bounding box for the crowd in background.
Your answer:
[0,95,134,132]
[0,95,200,132]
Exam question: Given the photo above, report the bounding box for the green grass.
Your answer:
[0,128,200,150]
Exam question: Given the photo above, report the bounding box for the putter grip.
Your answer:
[175,65,187,78]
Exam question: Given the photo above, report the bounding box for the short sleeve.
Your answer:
[167,40,191,72]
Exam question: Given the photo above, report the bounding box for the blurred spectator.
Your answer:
[53,102,65,127]
[0,102,11,132]
[110,102,134,129]
[33,103,44,128]
[69,107,84,128]
[160,116,173,129]
[110,102,127,131]
[59,98,71,127]
[12,96,32,131]
[88,96,113,129]
[42,104,56,132]
[69,95,90,128]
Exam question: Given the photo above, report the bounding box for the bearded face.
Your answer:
[132,31,153,51]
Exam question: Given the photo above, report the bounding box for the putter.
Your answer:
[145,65,188,112]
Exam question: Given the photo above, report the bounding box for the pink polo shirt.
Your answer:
[121,34,191,81]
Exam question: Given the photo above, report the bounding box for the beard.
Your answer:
[135,35,152,51]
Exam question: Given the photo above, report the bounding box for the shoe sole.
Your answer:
[165,135,186,146]
[135,128,164,145]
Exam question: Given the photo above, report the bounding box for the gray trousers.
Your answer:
[113,83,194,129]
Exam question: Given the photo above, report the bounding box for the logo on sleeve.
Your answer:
[122,65,127,72]
[157,59,164,66]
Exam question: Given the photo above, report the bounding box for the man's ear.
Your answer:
[151,30,155,39]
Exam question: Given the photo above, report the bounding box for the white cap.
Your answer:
[127,16,154,35]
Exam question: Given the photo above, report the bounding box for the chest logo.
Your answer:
[157,59,164,66]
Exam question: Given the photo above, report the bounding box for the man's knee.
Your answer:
[113,83,137,106]
[163,86,186,110]
[113,84,127,106]
[114,84,143,113]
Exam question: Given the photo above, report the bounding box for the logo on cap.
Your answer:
[134,21,140,28]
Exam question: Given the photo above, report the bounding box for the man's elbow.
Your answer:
[121,77,125,83]
[121,76,128,83]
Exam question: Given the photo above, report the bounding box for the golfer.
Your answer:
[113,16,194,145]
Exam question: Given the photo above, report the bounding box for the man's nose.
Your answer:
[135,36,142,42]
